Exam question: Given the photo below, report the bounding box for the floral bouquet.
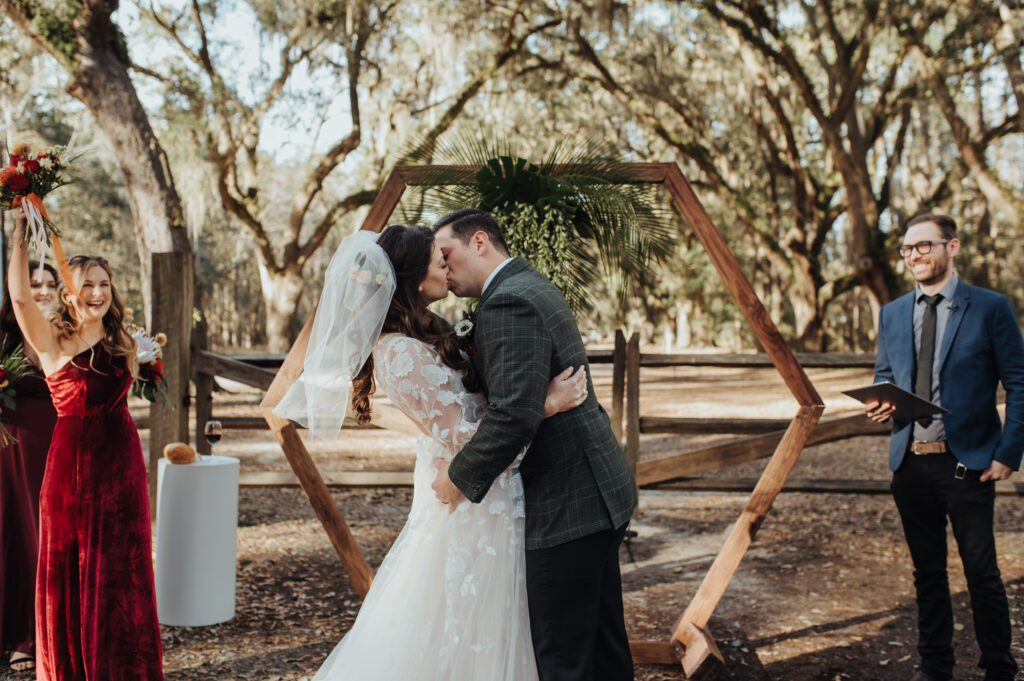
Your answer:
[0,141,80,295]
[128,324,170,405]
[0,344,33,446]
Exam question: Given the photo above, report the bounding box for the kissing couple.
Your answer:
[275,208,637,681]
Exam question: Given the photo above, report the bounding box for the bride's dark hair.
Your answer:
[351,224,479,425]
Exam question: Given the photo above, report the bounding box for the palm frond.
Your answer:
[397,128,678,315]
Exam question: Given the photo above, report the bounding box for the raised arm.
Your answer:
[7,211,60,364]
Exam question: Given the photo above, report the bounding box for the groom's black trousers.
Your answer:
[525,523,633,681]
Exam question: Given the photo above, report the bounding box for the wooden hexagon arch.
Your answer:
[259,162,824,678]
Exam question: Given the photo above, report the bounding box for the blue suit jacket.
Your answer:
[874,282,1024,471]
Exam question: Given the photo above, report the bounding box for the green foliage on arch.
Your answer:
[401,134,676,316]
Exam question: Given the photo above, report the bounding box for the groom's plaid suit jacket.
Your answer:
[448,258,637,550]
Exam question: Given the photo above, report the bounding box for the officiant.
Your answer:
[865,213,1024,681]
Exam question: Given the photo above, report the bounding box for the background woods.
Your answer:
[1,0,1020,353]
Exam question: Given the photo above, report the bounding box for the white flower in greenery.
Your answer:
[454,320,473,338]
[39,157,54,170]
[375,273,387,285]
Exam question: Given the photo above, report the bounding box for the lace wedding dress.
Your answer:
[312,333,537,681]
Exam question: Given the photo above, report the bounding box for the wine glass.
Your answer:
[203,420,222,460]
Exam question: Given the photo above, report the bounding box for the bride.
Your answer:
[274,224,587,680]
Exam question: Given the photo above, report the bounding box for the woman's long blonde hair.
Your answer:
[57,255,138,377]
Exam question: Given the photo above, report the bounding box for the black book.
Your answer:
[842,381,947,422]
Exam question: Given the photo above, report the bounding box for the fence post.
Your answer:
[611,329,626,443]
[149,252,194,518]
[625,332,641,487]
[193,315,213,456]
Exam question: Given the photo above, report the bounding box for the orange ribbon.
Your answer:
[12,193,78,299]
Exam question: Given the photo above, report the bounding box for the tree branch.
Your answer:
[402,3,562,162]
[705,2,828,126]
[908,37,1018,222]
[298,188,378,263]
[829,4,883,126]
[286,10,371,240]
[0,0,76,69]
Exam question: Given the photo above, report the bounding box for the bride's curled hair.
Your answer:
[351,224,478,425]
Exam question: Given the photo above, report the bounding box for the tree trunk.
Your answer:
[67,46,191,315]
[259,264,305,352]
[787,269,824,352]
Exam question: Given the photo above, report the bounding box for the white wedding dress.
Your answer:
[313,333,538,681]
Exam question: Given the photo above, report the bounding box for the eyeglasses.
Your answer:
[898,240,949,258]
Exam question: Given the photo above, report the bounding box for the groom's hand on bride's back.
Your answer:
[432,458,467,513]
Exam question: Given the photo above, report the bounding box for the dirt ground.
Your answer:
[6,362,1024,680]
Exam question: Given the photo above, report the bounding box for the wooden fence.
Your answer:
[140,314,1019,498]
[180,333,894,491]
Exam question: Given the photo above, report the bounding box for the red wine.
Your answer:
[205,433,222,445]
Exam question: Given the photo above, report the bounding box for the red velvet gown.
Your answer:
[38,343,162,680]
[0,368,57,660]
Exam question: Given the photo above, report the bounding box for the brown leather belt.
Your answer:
[911,440,948,454]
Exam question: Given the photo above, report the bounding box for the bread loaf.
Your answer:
[163,441,197,464]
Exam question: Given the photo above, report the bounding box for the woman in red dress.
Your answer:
[0,262,60,673]
[8,211,162,681]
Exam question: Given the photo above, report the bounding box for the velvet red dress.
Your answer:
[38,343,162,680]
[0,368,57,660]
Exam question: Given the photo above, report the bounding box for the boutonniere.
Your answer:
[454,316,476,356]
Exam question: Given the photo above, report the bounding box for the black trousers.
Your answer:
[891,451,1018,681]
[525,523,633,681]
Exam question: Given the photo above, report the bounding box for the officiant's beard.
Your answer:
[909,250,952,287]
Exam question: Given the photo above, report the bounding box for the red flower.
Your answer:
[6,173,28,192]
[0,367,8,384]
[141,359,165,384]
[25,160,40,173]
[151,359,165,382]
[9,155,23,166]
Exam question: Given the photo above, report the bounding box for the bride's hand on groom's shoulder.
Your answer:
[432,458,466,513]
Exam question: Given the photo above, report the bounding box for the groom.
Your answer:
[430,208,637,681]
